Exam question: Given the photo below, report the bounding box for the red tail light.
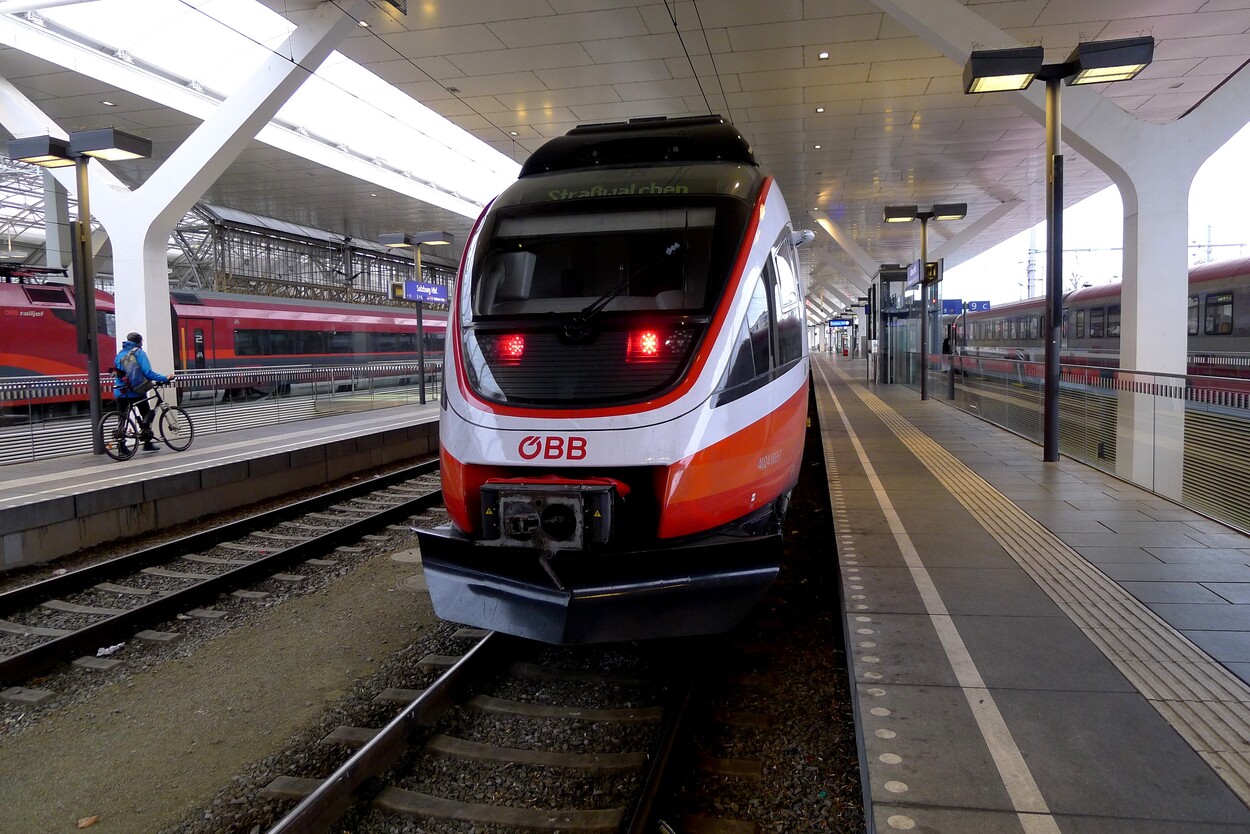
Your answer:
[500,334,525,363]
[627,330,662,362]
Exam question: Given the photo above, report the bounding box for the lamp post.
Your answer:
[964,37,1153,461]
[380,230,454,405]
[6,128,152,454]
[883,203,967,400]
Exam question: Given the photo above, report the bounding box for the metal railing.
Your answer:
[0,360,443,465]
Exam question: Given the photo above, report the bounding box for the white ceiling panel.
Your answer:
[0,0,1241,312]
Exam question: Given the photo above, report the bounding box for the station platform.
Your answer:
[0,405,439,571]
[812,352,1250,833]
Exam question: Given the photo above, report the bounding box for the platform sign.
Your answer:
[941,299,962,315]
[966,300,991,312]
[399,280,448,303]
[905,259,922,289]
[925,260,941,283]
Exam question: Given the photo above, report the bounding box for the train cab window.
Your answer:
[1205,292,1234,335]
[1188,295,1199,336]
[720,271,773,393]
[1075,309,1086,338]
[1089,307,1104,338]
[771,237,803,366]
[473,207,718,316]
[1108,305,1121,338]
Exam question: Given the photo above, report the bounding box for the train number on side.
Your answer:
[518,435,588,460]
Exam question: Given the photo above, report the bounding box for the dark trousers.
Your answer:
[118,397,154,440]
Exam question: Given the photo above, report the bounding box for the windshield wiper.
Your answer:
[563,242,682,341]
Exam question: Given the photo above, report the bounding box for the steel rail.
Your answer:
[0,462,442,686]
[266,631,512,834]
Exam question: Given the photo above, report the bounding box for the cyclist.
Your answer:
[113,331,174,453]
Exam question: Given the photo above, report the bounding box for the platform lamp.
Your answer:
[6,128,152,454]
[964,36,1153,461]
[379,230,453,405]
[882,203,966,401]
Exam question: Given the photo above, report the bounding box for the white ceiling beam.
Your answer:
[930,200,1022,262]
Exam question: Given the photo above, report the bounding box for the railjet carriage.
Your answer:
[416,115,811,644]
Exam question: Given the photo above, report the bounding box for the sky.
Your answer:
[943,120,1250,306]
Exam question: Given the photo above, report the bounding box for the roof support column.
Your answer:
[42,172,71,271]
[98,0,370,372]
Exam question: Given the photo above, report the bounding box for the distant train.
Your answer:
[0,279,448,412]
[949,255,1250,376]
[416,115,810,645]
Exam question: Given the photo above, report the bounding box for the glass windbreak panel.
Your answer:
[1205,292,1233,335]
[1188,295,1199,335]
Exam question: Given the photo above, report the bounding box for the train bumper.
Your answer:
[414,525,781,645]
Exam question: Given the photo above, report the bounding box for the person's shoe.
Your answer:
[143,442,160,452]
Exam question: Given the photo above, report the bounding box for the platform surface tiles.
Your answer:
[812,353,1250,834]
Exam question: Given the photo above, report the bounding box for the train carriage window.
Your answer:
[234,329,264,356]
[327,331,354,353]
[1028,315,1039,341]
[268,330,293,356]
[1188,295,1199,336]
[1008,318,1017,340]
[1062,308,1069,340]
[1108,305,1121,338]
[1075,309,1086,338]
[1089,307,1104,338]
[1205,292,1233,335]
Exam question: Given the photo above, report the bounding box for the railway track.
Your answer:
[0,459,442,688]
[262,630,699,834]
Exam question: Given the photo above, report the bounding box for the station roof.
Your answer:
[0,0,1246,309]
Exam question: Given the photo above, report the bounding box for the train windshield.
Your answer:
[458,163,762,407]
[467,163,760,320]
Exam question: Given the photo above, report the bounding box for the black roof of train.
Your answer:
[518,114,757,177]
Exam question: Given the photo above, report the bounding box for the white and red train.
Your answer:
[0,278,447,412]
[416,115,811,644]
[950,255,1250,376]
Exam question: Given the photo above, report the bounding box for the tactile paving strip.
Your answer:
[847,376,1250,803]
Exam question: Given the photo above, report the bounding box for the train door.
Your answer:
[179,317,214,370]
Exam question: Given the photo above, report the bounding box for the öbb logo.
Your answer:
[518,436,587,460]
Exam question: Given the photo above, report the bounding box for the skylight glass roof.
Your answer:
[35,0,519,213]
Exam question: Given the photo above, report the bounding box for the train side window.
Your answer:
[720,271,772,391]
[1062,308,1069,340]
[1188,296,1199,335]
[1108,305,1120,338]
[1075,309,1086,338]
[1089,307,1104,338]
[1205,292,1233,335]
[234,329,263,356]
[771,242,802,365]
[1028,315,1038,340]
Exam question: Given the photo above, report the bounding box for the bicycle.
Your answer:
[100,381,195,461]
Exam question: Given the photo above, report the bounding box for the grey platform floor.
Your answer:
[812,353,1250,833]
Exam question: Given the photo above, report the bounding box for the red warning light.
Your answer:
[627,330,662,362]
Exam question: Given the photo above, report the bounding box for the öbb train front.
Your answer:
[416,116,810,644]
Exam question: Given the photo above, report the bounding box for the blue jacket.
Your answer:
[113,340,170,399]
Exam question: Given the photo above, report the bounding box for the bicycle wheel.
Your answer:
[158,405,195,451]
[100,411,138,461]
